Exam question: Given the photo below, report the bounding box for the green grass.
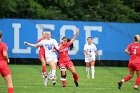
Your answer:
[0,65,139,93]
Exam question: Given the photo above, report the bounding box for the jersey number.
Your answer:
[48,45,53,50]
[133,49,136,55]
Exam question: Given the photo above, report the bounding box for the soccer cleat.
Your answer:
[52,79,56,86]
[91,76,94,79]
[118,81,123,89]
[62,80,66,87]
[74,81,79,87]
[42,72,47,78]
[44,74,50,86]
[134,87,139,90]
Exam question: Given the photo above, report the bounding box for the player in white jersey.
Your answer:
[24,31,62,86]
[84,37,100,79]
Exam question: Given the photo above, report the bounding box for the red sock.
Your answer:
[42,66,46,73]
[135,76,140,86]
[73,73,78,82]
[123,75,132,82]
[8,87,14,93]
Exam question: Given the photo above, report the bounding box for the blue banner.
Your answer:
[0,19,140,60]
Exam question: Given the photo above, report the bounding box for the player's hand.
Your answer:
[7,58,10,63]
[39,25,43,29]
[24,42,29,45]
[76,28,79,34]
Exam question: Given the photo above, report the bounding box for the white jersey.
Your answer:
[38,38,59,59]
[84,43,97,61]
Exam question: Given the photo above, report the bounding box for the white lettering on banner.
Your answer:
[84,26,103,55]
[36,24,55,54]
[60,25,79,55]
[12,23,31,53]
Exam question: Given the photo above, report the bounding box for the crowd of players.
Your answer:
[0,29,140,93]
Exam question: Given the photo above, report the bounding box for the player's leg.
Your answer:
[85,58,90,78]
[40,57,47,78]
[134,64,140,90]
[67,62,79,87]
[44,60,56,86]
[118,64,135,89]
[60,66,67,87]
[90,60,95,79]
[4,74,14,93]
[86,62,90,79]
[134,70,140,90]
[1,63,14,93]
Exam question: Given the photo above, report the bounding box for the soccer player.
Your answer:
[57,29,79,87]
[118,35,140,90]
[38,32,47,78]
[84,37,100,79]
[0,31,14,93]
[24,31,61,86]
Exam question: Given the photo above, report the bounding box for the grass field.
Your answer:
[0,65,139,93]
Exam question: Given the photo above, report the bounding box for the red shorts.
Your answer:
[0,61,11,77]
[58,60,74,69]
[128,63,140,71]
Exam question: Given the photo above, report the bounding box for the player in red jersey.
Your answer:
[38,32,47,78]
[57,29,79,87]
[118,35,140,90]
[0,32,14,93]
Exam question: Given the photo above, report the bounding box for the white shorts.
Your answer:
[85,56,95,63]
[46,57,58,64]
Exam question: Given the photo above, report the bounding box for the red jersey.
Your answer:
[38,38,45,54]
[0,42,8,61]
[126,42,140,63]
[58,42,72,63]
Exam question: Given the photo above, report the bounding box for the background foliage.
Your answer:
[0,0,140,22]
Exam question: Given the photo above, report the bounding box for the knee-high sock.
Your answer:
[42,66,46,73]
[73,73,78,82]
[121,75,132,83]
[91,66,95,78]
[135,76,140,87]
[86,67,90,76]
[8,87,14,93]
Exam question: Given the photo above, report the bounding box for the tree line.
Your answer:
[0,0,140,22]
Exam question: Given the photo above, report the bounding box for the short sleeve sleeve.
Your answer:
[93,44,97,51]
[37,40,44,46]
[53,39,59,50]
[84,44,87,50]
[66,41,72,47]
[3,44,8,52]
[126,44,131,51]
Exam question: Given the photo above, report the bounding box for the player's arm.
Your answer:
[54,40,61,50]
[3,49,10,63]
[24,42,40,48]
[69,28,79,44]
[95,50,100,61]
[125,44,130,55]
[125,49,130,55]
[84,50,92,57]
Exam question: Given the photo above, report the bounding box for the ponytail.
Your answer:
[62,37,74,51]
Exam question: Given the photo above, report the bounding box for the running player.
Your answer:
[57,29,79,87]
[38,32,47,78]
[84,37,100,79]
[0,31,14,93]
[24,31,61,86]
[118,35,140,90]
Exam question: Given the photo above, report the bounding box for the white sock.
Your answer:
[86,67,90,76]
[91,66,95,78]
[51,70,56,77]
